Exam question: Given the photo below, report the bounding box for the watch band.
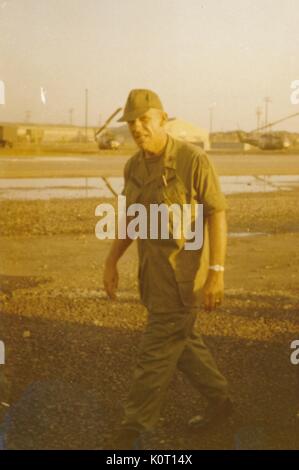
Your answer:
[208,265,225,272]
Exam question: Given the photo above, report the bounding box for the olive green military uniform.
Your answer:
[121,135,229,432]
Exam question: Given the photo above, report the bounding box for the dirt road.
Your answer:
[1,151,299,178]
[1,189,299,449]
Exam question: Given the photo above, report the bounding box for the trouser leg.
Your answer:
[121,310,195,432]
[177,314,229,404]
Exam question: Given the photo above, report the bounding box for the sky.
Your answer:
[0,0,299,131]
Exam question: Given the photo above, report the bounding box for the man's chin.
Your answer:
[136,142,151,152]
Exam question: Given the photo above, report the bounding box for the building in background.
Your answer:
[0,122,97,146]
[165,118,210,150]
[0,119,210,151]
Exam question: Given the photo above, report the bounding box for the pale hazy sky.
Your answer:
[0,0,299,131]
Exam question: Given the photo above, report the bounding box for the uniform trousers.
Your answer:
[121,309,229,432]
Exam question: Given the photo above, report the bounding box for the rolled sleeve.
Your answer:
[121,159,131,196]
[193,152,227,216]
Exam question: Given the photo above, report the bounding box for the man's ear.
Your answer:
[161,112,168,125]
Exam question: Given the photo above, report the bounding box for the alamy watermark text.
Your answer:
[95,196,204,250]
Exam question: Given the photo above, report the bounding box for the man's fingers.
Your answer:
[203,292,209,310]
[103,266,118,300]
[104,278,116,299]
[204,292,213,311]
[204,291,223,311]
[216,290,224,306]
[107,286,116,300]
[110,276,118,297]
[113,273,119,290]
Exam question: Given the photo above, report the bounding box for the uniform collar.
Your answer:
[162,134,176,170]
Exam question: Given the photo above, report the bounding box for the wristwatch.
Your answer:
[208,265,225,272]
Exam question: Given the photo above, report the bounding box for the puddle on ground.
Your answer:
[0,175,298,200]
[228,232,267,238]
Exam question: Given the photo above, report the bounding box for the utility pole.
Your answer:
[209,103,216,136]
[0,79,5,105]
[85,89,88,142]
[69,108,74,126]
[25,110,31,123]
[256,107,262,131]
[264,97,271,128]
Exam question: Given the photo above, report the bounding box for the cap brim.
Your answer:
[117,107,151,123]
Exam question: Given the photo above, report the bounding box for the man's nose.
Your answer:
[131,118,142,131]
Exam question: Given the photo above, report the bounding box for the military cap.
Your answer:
[118,89,164,122]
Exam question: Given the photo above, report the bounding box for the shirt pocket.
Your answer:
[156,175,188,207]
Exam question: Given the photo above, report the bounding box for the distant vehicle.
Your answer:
[237,111,299,150]
[95,108,122,150]
[0,138,12,148]
[96,130,122,150]
[237,131,291,150]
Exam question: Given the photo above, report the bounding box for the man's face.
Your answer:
[128,108,167,153]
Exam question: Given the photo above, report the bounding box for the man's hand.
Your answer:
[202,271,224,311]
[103,261,119,300]
[102,234,133,300]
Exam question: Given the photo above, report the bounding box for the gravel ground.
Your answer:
[0,190,299,449]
